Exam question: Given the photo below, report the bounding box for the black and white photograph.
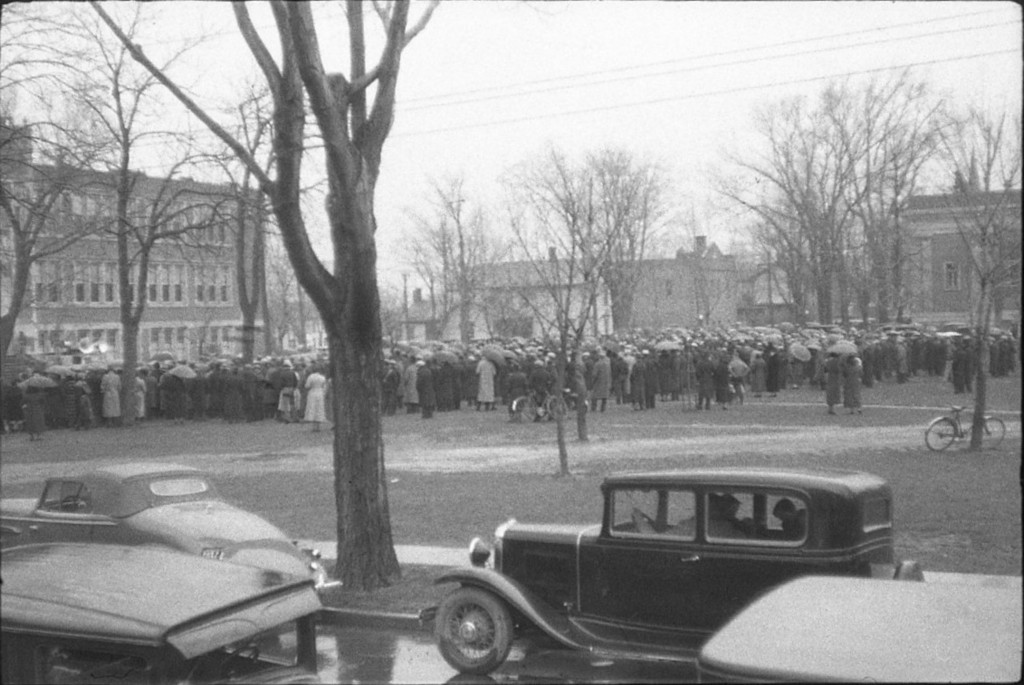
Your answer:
[1,1,1020,682]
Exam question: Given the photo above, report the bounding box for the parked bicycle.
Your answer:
[924,405,1006,452]
[510,390,569,423]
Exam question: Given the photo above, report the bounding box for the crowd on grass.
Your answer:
[2,323,1017,439]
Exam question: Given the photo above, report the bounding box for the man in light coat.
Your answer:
[589,351,612,412]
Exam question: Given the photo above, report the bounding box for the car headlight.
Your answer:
[469,537,491,567]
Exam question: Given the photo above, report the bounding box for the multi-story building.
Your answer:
[905,189,1021,333]
[630,236,739,331]
[1,122,257,362]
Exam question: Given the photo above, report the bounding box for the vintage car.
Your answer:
[0,463,339,593]
[1,542,323,684]
[697,576,1022,682]
[428,467,924,675]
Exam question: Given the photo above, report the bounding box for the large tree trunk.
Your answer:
[325,202,400,588]
[120,318,140,425]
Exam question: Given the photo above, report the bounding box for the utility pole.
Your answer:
[402,272,410,341]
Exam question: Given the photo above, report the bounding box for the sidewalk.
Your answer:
[302,540,1022,589]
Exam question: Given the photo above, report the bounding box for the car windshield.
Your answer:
[149,478,209,497]
[182,623,301,683]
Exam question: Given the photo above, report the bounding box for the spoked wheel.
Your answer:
[979,416,1006,449]
[435,587,513,675]
[924,417,958,452]
[509,396,528,423]
[521,396,539,422]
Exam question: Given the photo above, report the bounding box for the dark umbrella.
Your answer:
[481,346,507,366]
[434,350,459,364]
[19,375,58,389]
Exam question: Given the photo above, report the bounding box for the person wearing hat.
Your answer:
[708,492,755,538]
[822,351,843,415]
[415,358,436,419]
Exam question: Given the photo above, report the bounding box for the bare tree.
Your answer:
[937,106,1021,450]
[405,176,505,342]
[504,148,617,473]
[828,73,942,324]
[0,6,107,358]
[93,0,439,589]
[589,148,666,331]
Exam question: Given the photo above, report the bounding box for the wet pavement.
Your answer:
[314,623,696,684]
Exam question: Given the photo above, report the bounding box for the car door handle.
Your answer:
[679,554,701,563]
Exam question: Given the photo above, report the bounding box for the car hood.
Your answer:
[502,522,600,545]
[0,498,39,517]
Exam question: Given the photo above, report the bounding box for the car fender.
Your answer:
[434,566,585,651]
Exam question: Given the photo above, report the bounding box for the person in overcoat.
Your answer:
[749,350,767,397]
[416,360,436,419]
[100,368,121,427]
[629,354,647,410]
[402,358,419,413]
[589,351,612,412]
[765,345,783,397]
[842,355,863,414]
[695,351,716,410]
[23,384,48,440]
[642,351,659,409]
[713,352,732,409]
[822,352,843,415]
[475,357,496,411]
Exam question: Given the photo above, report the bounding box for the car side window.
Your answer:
[705,491,757,542]
[36,645,150,684]
[611,488,696,540]
[705,491,809,544]
[39,481,92,514]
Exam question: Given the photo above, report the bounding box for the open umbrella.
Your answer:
[602,340,621,354]
[804,340,822,351]
[19,374,58,389]
[149,351,176,363]
[827,340,858,355]
[45,364,74,377]
[480,346,507,366]
[434,350,459,364]
[764,333,784,347]
[167,364,197,379]
[654,339,683,352]
[788,343,811,362]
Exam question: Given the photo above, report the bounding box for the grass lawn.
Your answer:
[2,374,1020,614]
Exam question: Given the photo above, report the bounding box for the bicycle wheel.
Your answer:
[924,417,958,451]
[980,416,1006,449]
[548,396,567,421]
[522,396,539,422]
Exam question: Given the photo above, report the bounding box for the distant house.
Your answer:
[630,236,740,330]
[904,189,1021,333]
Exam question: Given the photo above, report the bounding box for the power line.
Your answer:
[398,7,1014,107]
[399,19,1019,113]
[392,48,1021,139]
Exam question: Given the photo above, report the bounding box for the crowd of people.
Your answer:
[1,323,1017,437]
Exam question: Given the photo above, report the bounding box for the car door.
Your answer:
[687,489,814,631]
[579,486,703,629]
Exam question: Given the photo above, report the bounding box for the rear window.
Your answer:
[149,478,209,497]
[863,497,892,532]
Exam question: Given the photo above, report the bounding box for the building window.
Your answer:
[107,329,117,351]
[221,267,229,302]
[164,328,173,345]
[944,263,961,291]
[47,262,59,302]
[177,327,186,344]
[151,328,160,345]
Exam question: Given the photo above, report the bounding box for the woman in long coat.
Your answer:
[23,385,48,440]
[415,360,435,419]
[101,368,121,427]
[303,365,327,431]
[475,357,496,411]
[765,346,783,396]
[402,358,419,413]
[842,355,863,414]
[823,352,843,415]
[749,351,767,397]
[590,352,612,412]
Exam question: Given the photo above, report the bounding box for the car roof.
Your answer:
[1,543,320,658]
[79,462,200,482]
[698,576,1022,682]
[603,467,888,495]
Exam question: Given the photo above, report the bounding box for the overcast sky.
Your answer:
[49,1,1024,289]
